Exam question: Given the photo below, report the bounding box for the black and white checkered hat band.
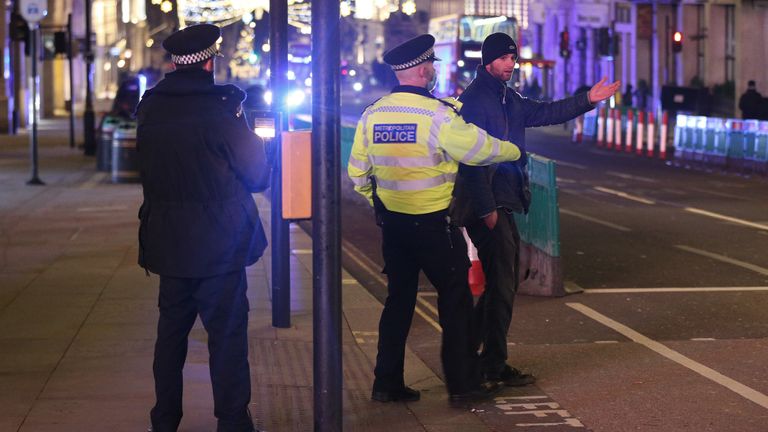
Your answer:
[171,43,219,65]
[391,47,436,71]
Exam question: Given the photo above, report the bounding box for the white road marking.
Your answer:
[555,177,577,184]
[584,286,768,293]
[593,186,656,205]
[76,205,127,212]
[69,227,83,241]
[560,208,632,232]
[684,207,768,231]
[676,245,768,277]
[291,249,312,255]
[79,172,107,189]
[567,302,768,410]
[606,171,658,183]
[691,338,716,341]
[594,340,619,344]
[554,160,587,170]
[516,419,585,427]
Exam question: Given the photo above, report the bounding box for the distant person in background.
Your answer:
[739,80,763,120]
[635,80,650,111]
[622,84,634,107]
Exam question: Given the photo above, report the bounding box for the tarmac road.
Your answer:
[339,118,768,431]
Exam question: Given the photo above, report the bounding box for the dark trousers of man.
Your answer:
[467,211,519,376]
[151,269,253,432]
[373,209,479,395]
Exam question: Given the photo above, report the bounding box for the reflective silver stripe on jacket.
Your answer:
[461,127,488,164]
[350,175,370,187]
[369,154,444,168]
[361,111,371,149]
[376,173,456,191]
[348,156,371,172]
[369,105,435,117]
[475,136,503,165]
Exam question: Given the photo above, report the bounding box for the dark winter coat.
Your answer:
[451,66,593,224]
[136,68,270,278]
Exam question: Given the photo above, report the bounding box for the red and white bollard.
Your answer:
[463,228,485,296]
[614,109,623,151]
[625,109,634,152]
[606,108,614,149]
[659,111,669,160]
[635,110,645,155]
[572,115,583,143]
[596,107,605,147]
[646,111,655,157]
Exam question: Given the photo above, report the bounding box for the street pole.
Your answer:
[67,13,75,149]
[269,0,291,328]
[27,25,43,185]
[312,0,342,429]
[83,0,96,156]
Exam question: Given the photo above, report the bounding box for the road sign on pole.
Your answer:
[20,0,47,186]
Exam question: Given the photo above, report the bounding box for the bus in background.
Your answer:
[428,14,555,100]
[429,15,518,97]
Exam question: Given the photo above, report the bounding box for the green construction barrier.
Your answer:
[514,154,564,297]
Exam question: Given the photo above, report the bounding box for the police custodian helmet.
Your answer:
[162,24,223,65]
[383,34,441,71]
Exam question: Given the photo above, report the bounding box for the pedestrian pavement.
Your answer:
[0,118,495,432]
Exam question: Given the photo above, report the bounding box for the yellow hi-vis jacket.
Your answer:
[347,88,522,215]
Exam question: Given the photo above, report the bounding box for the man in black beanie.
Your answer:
[451,32,619,387]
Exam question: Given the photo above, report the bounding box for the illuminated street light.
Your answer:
[160,1,173,13]
[402,0,416,15]
[262,43,270,52]
[124,49,132,59]
[146,38,154,48]
[117,59,126,68]
[340,1,351,17]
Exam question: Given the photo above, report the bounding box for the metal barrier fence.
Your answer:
[674,114,768,174]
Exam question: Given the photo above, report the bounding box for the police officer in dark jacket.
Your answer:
[451,32,619,387]
[136,24,269,432]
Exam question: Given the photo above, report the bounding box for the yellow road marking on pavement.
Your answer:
[684,207,768,231]
[342,240,442,333]
[417,292,437,297]
[76,205,127,212]
[593,186,656,205]
[567,302,768,410]
[79,172,107,189]
[676,245,768,277]
[584,286,768,293]
[417,296,439,318]
[560,208,632,232]
[291,249,312,255]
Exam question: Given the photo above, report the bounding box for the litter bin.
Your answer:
[97,115,122,172]
[111,121,140,183]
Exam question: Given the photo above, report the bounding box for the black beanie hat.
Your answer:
[481,32,518,65]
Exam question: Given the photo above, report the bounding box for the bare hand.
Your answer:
[483,210,498,230]
[588,77,621,104]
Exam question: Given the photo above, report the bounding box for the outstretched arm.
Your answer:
[522,77,621,127]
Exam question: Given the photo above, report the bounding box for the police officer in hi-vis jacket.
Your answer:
[347,34,524,407]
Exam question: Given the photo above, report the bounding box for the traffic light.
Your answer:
[672,31,683,53]
[598,27,611,57]
[559,29,570,58]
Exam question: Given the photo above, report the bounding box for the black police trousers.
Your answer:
[466,211,520,376]
[373,209,480,395]
[151,269,253,432]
